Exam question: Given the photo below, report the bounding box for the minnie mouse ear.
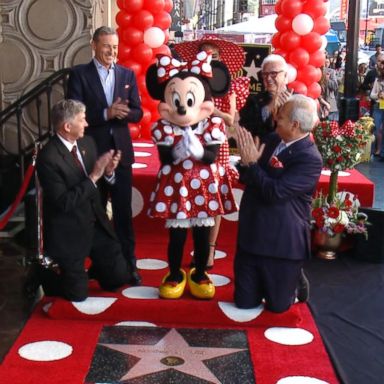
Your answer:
[145,63,165,100]
[208,61,231,97]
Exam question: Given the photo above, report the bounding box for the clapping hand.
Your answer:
[107,97,130,120]
[172,138,189,164]
[89,150,115,183]
[236,126,265,166]
[105,150,121,176]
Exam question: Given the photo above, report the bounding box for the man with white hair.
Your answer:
[234,94,322,313]
[239,54,292,139]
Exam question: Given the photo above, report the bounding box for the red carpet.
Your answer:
[0,142,339,383]
[0,228,339,383]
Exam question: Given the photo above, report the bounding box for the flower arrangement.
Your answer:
[313,119,372,203]
[311,192,369,238]
[311,119,371,240]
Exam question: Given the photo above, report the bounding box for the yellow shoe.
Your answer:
[159,269,186,299]
[188,268,215,299]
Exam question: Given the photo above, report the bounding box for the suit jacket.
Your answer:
[36,135,116,262]
[67,61,143,167]
[236,133,323,261]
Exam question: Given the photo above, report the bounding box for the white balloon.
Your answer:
[292,14,314,36]
[144,27,165,48]
[287,64,297,83]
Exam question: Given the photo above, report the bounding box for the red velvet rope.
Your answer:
[0,162,35,230]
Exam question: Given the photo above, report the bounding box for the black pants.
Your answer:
[47,221,130,302]
[98,165,136,270]
[234,249,303,313]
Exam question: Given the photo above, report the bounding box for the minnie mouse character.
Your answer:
[146,51,237,300]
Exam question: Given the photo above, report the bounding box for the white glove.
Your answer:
[185,127,204,160]
[172,139,189,164]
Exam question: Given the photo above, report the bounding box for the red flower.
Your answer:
[312,207,324,219]
[328,206,340,218]
[332,145,342,153]
[333,223,345,233]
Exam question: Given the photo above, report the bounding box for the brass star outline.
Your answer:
[101,328,246,383]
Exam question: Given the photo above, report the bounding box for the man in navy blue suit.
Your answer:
[234,94,322,313]
[67,26,143,285]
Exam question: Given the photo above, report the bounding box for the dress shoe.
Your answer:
[187,268,215,299]
[128,270,142,286]
[159,269,187,299]
[296,269,310,302]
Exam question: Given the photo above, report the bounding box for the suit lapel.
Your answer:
[85,61,108,106]
[279,135,312,161]
[77,139,92,175]
[52,136,85,177]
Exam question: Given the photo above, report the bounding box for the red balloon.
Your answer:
[275,15,292,32]
[307,82,322,99]
[297,64,320,85]
[136,74,148,94]
[271,32,282,49]
[116,11,133,28]
[152,44,171,57]
[122,27,143,47]
[288,47,310,68]
[117,0,143,13]
[280,31,301,51]
[120,59,142,76]
[153,11,172,29]
[140,107,152,125]
[129,123,141,140]
[303,0,327,19]
[144,0,165,13]
[313,16,330,35]
[273,49,288,59]
[133,10,154,30]
[275,0,283,15]
[118,43,131,61]
[301,32,322,53]
[313,67,322,82]
[288,80,308,95]
[131,43,153,64]
[309,49,326,67]
[281,0,303,19]
[164,0,173,13]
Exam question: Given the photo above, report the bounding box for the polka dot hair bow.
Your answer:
[156,51,213,83]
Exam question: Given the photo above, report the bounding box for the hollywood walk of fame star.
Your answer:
[101,328,246,383]
[243,59,260,81]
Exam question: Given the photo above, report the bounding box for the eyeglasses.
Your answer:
[261,70,284,79]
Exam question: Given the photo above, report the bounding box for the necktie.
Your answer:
[274,141,286,156]
[71,145,85,173]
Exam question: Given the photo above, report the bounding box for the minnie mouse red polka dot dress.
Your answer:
[148,117,238,224]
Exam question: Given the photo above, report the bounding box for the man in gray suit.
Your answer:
[234,95,322,313]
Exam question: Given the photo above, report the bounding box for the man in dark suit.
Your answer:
[36,99,132,302]
[67,26,143,285]
[234,94,322,313]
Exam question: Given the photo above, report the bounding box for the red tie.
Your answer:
[71,145,84,173]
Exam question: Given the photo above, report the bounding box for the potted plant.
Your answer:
[311,119,371,259]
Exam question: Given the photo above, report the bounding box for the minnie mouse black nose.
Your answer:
[177,105,186,115]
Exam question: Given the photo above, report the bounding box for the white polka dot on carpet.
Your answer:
[132,163,148,169]
[277,377,329,384]
[72,297,117,315]
[210,274,231,287]
[18,341,73,361]
[218,301,264,322]
[133,142,154,148]
[122,286,159,299]
[137,258,168,270]
[264,327,314,345]
[115,321,157,327]
[134,151,151,157]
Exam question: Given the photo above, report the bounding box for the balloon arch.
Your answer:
[116,0,173,139]
[272,0,330,98]
[116,0,329,139]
